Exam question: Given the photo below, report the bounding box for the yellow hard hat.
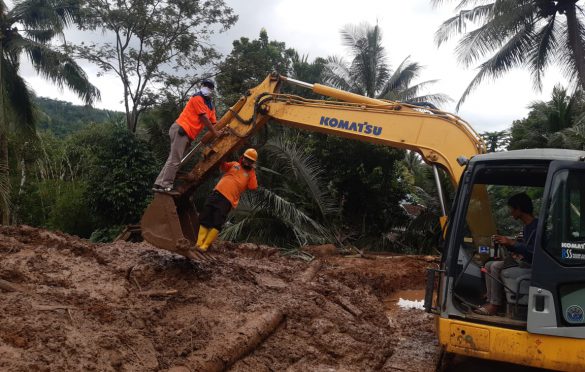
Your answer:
[243,148,258,162]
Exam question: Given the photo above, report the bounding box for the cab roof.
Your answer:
[470,148,585,164]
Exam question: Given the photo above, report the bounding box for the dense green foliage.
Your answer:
[0,0,99,223]
[35,97,122,137]
[13,124,158,240]
[213,29,423,251]
[509,86,585,149]
[6,3,585,255]
[68,124,158,227]
[216,29,296,112]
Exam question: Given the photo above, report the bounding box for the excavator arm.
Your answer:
[139,73,489,258]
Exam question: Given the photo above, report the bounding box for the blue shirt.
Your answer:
[510,218,538,264]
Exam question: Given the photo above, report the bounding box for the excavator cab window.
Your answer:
[450,162,548,321]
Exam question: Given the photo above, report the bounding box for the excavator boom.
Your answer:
[139,72,486,258]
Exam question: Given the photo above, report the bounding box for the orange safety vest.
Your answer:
[215,161,258,208]
[176,95,217,140]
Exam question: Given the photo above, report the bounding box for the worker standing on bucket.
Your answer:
[153,79,221,194]
[196,148,259,251]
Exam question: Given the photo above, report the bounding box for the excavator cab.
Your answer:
[427,149,585,370]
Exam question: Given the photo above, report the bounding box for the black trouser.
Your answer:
[199,190,232,230]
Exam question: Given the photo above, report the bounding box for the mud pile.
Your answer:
[0,225,434,371]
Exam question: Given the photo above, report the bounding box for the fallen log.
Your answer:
[174,256,321,371]
[298,260,322,284]
[182,308,285,372]
[0,279,27,293]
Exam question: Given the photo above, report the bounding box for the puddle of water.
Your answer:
[384,288,426,314]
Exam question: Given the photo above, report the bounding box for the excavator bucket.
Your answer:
[140,193,206,260]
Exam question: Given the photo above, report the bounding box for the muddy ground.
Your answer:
[0,225,440,371]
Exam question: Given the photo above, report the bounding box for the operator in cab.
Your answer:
[195,148,259,252]
[153,79,221,195]
[476,192,538,316]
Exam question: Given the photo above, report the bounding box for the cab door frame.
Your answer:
[528,160,585,339]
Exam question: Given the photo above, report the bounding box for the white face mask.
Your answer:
[200,86,213,97]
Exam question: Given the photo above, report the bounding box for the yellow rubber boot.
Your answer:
[196,226,209,248]
[199,228,219,251]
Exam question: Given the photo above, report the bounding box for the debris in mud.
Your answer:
[0,225,437,371]
[397,298,425,310]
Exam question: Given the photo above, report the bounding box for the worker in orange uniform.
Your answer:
[196,148,258,251]
[153,79,221,194]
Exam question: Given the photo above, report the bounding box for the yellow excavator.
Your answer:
[138,73,585,371]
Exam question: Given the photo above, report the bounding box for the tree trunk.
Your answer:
[565,4,585,91]
[0,132,9,225]
[0,37,9,226]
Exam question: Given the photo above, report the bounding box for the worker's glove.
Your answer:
[178,127,187,136]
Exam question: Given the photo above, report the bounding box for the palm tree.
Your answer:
[481,130,511,152]
[321,22,448,252]
[434,0,585,110]
[0,0,99,223]
[509,84,585,149]
[323,22,451,104]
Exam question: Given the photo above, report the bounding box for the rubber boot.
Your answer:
[196,226,209,248]
[199,228,219,251]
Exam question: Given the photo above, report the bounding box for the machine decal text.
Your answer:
[319,116,382,136]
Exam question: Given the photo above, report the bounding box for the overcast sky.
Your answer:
[22,0,569,133]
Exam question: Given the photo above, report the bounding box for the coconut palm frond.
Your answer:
[340,23,366,55]
[435,4,494,46]
[10,0,81,32]
[322,55,353,92]
[557,20,584,88]
[455,4,537,67]
[255,188,328,235]
[575,111,585,127]
[16,35,100,104]
[456,23,534,111]
[225,187,331,246]
[348,23,389,97]
[389,80,437,101]
[529,15,559,90]
[406,93,453,107]
[263,135,338,218]
[378,56,421,98]
[547,123,585,150]
[220,218,249,242]
[23,29,58,43]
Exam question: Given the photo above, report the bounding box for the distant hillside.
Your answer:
[35,97,124,137]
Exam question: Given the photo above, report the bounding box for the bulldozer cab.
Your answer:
[439,149,585,338]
